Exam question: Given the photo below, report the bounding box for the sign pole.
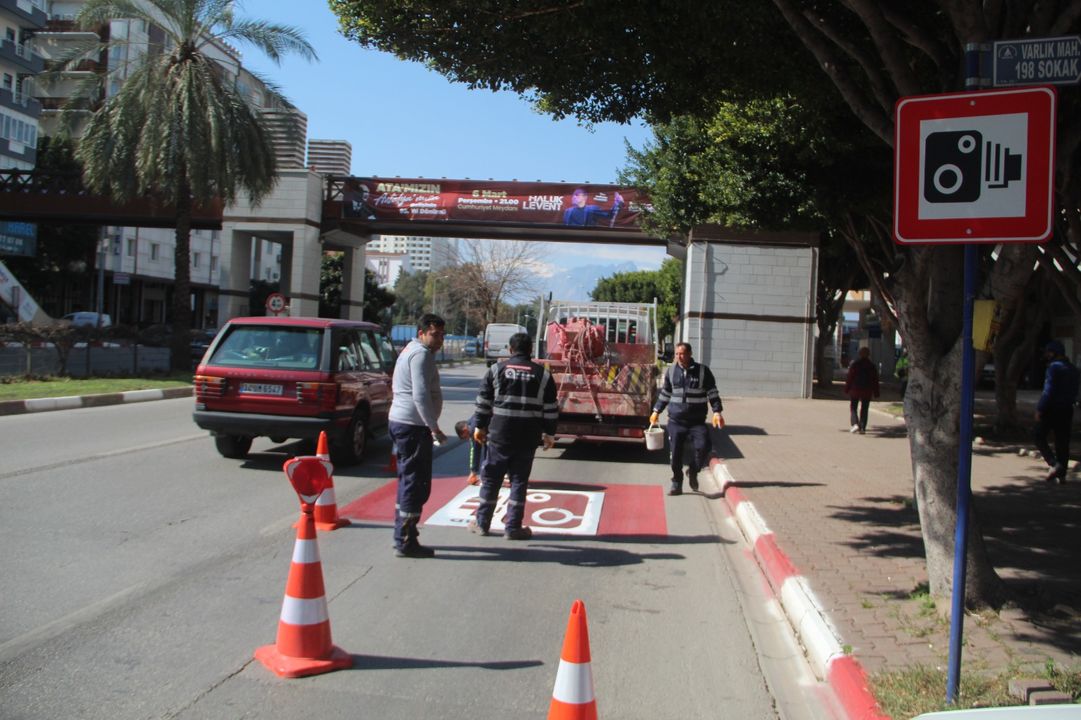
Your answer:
[945,42,987,705]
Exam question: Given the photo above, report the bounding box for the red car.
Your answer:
[193,316,395,464]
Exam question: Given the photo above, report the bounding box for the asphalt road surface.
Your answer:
[0,363,837,719]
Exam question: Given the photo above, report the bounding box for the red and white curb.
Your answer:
[710,458,889,720]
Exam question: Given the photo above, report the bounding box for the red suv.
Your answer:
[193,317,395,464]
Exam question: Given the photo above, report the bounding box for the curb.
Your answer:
[710,458,890,720]
[0,386,193,416]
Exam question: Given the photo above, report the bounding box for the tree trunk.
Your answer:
[901,316,1006,608]
[171,177,193,372]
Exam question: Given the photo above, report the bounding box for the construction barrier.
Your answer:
[548,599,597,719]
[254,456,352,678]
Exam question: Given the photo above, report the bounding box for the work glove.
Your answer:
[542,433,555,451]
[473,427,488,444]
[712,412,725,429]
[649,411,659,426]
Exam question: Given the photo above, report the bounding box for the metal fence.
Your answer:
[0,345,170,377]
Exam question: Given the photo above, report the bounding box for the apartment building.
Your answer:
[307,139,351,175]
[0,0,44,171]
[366,234,453,273]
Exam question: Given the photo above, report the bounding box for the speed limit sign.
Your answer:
[265,292,287,315]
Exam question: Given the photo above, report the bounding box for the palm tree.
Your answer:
[61,0,316,369]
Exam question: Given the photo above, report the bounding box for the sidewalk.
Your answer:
[710,388,1081,717]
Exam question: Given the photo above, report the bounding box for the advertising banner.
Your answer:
[341,177,650,230]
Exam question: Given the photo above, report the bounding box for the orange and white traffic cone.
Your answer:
[384,443,398,475]
[312,431,349,531]
[548,599,597,720]
[255,458,352,678]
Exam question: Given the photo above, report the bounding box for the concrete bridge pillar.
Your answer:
[340,245,368,320]
[680,226,819,399]
[217,227,253,322]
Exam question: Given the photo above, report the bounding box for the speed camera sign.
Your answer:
[893,86,1057,244]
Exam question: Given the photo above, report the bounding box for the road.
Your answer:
[0,363,837,719]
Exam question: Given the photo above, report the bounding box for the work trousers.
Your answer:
[1034,405,1074,478]
[389,421,434,549]
[667,420,710,482]
[475,441,536,532]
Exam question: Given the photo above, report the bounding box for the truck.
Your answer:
[537,298,661,444]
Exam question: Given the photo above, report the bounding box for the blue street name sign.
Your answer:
[993,35,1081,86]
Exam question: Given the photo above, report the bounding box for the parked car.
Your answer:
[190,327,219,363]
[483,323,526,366]
[463,338,480,357]
[192,316,396,465]
[63,311,112,328]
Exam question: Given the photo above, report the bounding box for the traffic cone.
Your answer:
[548,599,597,720]
[312,431,349,531]
[384,442,398,475]
[255,485,352,678]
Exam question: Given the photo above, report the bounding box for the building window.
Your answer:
[193,252,201,268]
[2,74,11,90]
[151,243,160,260]
[210,256,218,272]
[126,238,135,257]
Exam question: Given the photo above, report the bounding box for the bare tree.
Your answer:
[440,240,542,325]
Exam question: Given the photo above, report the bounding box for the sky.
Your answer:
[240,1,668,276]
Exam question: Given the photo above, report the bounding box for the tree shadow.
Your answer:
[826,485,1081,657]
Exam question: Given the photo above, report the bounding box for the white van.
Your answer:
[483,323,527,366]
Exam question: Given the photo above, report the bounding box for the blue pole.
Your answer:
[946,42,986,704]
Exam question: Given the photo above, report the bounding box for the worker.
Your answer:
[650,342,724,496]
[469,332,558,539]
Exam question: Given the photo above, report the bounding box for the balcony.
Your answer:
[0,39,44,73]
[0,86,41,117]
[0,0,47,29]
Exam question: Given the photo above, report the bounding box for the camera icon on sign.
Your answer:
[923,130,1023,203]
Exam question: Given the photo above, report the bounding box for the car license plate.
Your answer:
[239,383,283,396]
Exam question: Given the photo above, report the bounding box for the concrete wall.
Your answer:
[680,227,818,399]
[0,346,170,377]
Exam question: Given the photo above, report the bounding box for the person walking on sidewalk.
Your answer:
[1033,339,1080,484]
[468,332,558,540]
[388,313,447,558]
[845,346,880,435]
[649,342,724,496]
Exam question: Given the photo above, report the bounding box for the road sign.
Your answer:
[893,86,1057,245]
[994,35,1081,86]
[265,292,286,315]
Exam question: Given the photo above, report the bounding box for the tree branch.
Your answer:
[842,0,922,95]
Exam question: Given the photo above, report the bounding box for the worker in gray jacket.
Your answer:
[650,342,724,496]
[388,313,447,558]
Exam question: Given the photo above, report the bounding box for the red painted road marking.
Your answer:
[338,476,667,537]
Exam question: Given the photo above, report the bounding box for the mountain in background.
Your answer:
[540,261,638,302]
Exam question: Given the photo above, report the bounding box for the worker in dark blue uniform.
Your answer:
[454,414,486,485]
[469,332,558,539]
[650,342,724,496]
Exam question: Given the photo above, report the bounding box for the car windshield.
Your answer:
[210,326,322,369]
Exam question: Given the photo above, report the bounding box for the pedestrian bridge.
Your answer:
[0,169,819,397]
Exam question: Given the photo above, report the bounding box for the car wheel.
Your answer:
[215,435,252,459]
[269,436,288,444]
[331,412,367,466]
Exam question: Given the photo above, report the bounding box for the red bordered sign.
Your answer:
[265,292,286,315]
[893,86,1057,244]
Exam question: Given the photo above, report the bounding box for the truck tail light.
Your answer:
[195,375,226,399]
[297,382,338,411]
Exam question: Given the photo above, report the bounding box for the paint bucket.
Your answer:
[644,425,665,451]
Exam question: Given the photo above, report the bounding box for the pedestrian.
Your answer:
[388,313,447,558]
[468,332,558,540]
[894,348,910,398]
[845,346,880,434]
[649,342,724,496]
[1033,340,1080,484]
[454,415,485,485]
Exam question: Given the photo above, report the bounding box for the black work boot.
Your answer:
[688,470,699,492]
[667,481,682,496]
